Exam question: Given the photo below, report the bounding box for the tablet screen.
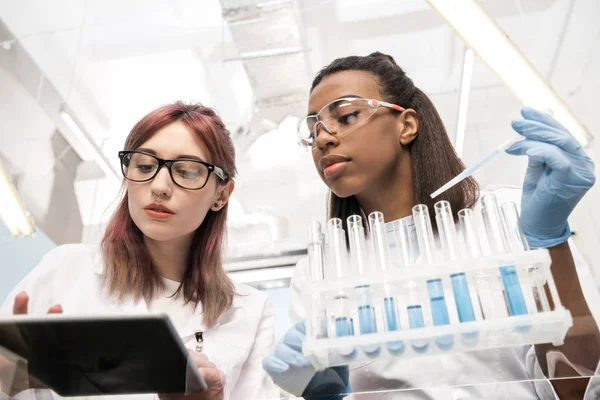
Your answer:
[0,314,206,397]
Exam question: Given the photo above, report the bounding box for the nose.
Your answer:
[314,121,339,151]
[150,165,173,198]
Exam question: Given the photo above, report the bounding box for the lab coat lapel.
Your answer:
[179,294,244,338]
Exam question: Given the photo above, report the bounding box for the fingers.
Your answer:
[283,324,306,352]
[512,109,584,156]
[186,350,225,390]
[521,107,568,133]
[47,305,63,314]
[13,292,29,315]
[12,292,63,315]
[295,321,306,335]
[505,139,573,182]
[274,342,312,368]
[262,354,290,374]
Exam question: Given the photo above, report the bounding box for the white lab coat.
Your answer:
[289,186,600,399]
[0,244,280,400]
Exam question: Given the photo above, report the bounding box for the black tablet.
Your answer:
[0,314,207,397]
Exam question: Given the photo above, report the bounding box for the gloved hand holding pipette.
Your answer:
[262,321,350,399]
[505,107,596,249]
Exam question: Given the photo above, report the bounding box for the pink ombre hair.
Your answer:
[101,101,236,326]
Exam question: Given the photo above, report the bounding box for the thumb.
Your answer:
[198,367,225,390]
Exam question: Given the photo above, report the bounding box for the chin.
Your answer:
[137,223,181,242]
[328,183,360,199]
[324,175,365,199]
[131,215,183,243]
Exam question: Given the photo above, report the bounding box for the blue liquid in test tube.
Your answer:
[408,305,425,328]
[333,294,357,359]
[334,317,357,359]
[450,273,476,322]
[384,297,405,354]
[348,215,381,357]
[435,201,478,345]
[356,284,381,356]
[500,266,528,316]
[327,218,357,358]
[427,278,453,350]
[481,194,530,326]
[336,317,353,336]
[407,304,428,353]
[357,286,377,334]
[450,272,478,343]
[369,211,405,356]
[385,298,399,330]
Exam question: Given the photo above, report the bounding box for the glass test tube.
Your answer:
[436,201,479,346]
[348,215,380,356]
[435,201,476,323]
[481,194,528,317]
[307,221,328,339]
[458,208,503,320]
[501,202,551,313]
[392,218,429,353]
[327,218,357,359]
[369,211,405,355]
[413,204,453,351]
[391,218,418,269]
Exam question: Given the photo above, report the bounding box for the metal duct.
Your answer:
[220,0,312,151]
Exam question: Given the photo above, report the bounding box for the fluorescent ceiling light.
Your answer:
[224,46,306,62]
[455,48,474,157]
[426,0,594,147]
[60,110,120,182]
[0,160,35,237]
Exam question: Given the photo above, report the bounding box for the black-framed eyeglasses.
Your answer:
[118,150,228,190]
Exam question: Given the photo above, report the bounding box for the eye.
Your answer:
[135,164,156,173]
[338,111,359,125]
[177,169,199,179]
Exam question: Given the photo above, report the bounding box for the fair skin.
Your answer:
[7,121,234,399]
[127,121,234,282]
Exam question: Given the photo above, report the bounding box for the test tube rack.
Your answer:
[302,196,573,370]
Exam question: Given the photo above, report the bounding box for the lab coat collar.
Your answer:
[358,208,414,229]
[385,214,414,230]
[90,246,243,332]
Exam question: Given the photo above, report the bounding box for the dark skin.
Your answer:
[309,70,600,398]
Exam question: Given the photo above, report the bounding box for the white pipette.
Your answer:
[430,135,522,199]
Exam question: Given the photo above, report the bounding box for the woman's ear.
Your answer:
[211,180,235,211]
[398,108,419,146]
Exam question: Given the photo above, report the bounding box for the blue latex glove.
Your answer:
[262,321,349,399]
[505,107,595,249]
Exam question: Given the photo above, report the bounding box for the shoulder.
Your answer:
[41,243,101,275]
[231,280,270,311]
[29,243,101,280]
[293,257,309,280]
[1,244,101,315]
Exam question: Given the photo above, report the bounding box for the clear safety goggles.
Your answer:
[297,97,405,150]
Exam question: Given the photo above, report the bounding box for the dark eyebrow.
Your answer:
[137,148,157,155]
[307,94,362,116]
[177,154,205,162]
[137,148,206,162]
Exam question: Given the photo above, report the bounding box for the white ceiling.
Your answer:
[0,0,599,267]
